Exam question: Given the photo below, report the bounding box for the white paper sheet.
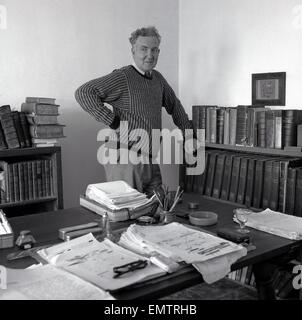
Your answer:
[0,264,114,300]
[234,208,302,240]
[85,180,155,210]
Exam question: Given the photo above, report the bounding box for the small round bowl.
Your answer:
[189,211,218,226]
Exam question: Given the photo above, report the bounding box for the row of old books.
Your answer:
[21,97,65,147]
[192,105,302,149]
[0,159,53,204]
[0,105,32,149]
[227,265,256,289]
[181,150,302,215]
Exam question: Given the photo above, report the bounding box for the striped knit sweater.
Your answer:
[75,65,192,156]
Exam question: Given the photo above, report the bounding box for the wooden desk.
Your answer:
[1,193,301,300]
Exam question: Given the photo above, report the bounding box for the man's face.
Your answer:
[132,36,160,73]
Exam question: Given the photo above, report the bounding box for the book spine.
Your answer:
[229,109,237,145]
[285,168,296,214]
[23,161,29,201]
[278,161,288,213]
[216,108,225,144]
[19,112,32,147]
[228,156,241,202]
[274,110,282,149]
[18,162,25,202]
[45,159,51,197]
[36,160,43,198]
[282,110,295,147]
[198,152,208,195]
[29,125,64,139]
[204,152,217,196]
[253,160,265,208]
[212,153,226,199]
[27,161,34,200]
[26,97,56,104]
[294,168,302,217]
[32,161,38,199]
[236,157,248,204]
[11,112,26,148]
[0,113,20,149]
[235,106,248,146]
[257,111,266,148]
[220,154,234,201]
[12,163,20,202]
[265,110,275,149]
[8,163,14,203]
[245,158,256,208]
[262,160,273,209]
[209,108,217,143]
[269,161,280,210]
[223,108,230,145]
[206,107,211,143]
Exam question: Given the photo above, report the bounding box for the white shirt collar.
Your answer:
[131,62,152,76]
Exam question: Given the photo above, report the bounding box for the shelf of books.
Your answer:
[0,146,63,217]
[179,105,302,299]
[181,105,302,215]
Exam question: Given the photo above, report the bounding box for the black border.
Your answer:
[252,72,286,106]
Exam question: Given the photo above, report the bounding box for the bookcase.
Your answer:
[179,105,302,299]
[0,146,63,217]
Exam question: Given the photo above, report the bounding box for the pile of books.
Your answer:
[0,105,32,149]
[21,97,65,147]
[192,105,302,150]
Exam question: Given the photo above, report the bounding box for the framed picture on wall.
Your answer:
[252,72,286,106]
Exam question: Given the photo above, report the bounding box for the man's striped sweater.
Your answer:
[75,65,192,156]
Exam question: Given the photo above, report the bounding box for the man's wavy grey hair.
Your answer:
[129,26,161,46]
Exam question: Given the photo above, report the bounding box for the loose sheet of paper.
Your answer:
[234,208,302,240]
[0,264,114,300]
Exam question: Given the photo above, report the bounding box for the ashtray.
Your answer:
[189,211,218,226]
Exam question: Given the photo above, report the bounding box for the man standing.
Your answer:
[75,26,193,196]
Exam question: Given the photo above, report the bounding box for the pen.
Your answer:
[198,242,230,255]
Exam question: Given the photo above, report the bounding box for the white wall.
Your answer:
[179,0,302,114]
[0,0,180,208]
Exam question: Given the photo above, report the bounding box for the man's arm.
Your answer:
[74,71,127,129]
[160,75,192,132]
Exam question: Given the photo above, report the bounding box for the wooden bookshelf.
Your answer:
[0,146,63,217]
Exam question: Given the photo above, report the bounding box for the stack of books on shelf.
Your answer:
[0,105,32,150]
[192,105,302,150]
[180,149,302,216]
[21,97,65,147]
[0,158,54,204]
[227,265,256,290]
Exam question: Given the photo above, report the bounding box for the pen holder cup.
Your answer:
[160,210,175,224]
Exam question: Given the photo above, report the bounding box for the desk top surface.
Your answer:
[0,193,300,299]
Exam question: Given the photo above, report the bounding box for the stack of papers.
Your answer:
[86,180,154,210]
[0,264,114,300]
[234,208,302,240]
[118,223,247,283]
[119,223,245,263]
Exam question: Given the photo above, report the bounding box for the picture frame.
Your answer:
[252,72,286,106]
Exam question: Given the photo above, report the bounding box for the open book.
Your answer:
[36,233,165,292]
